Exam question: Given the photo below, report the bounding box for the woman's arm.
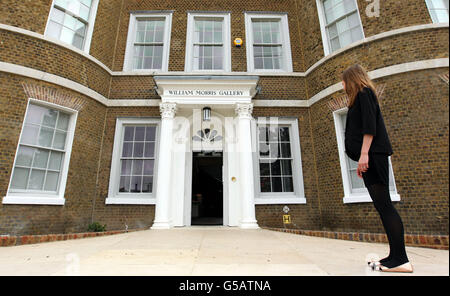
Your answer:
[357,134,374,178]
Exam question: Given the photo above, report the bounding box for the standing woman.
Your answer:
[342,64,413,273]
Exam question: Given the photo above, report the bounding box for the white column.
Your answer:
[235,103,259,229]
[151,102,177,229]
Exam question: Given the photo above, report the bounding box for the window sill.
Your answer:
[105,197,156,205]
[2,195,65,205]
[254,196,307,204]
[343,192,401,204]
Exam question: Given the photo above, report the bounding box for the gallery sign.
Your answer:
[164,89,247,97]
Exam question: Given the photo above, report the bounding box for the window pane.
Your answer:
[348,12,360,28]
[271,176,282,192]
[53,131,67,150]
[42,109,58,128]
[121,159,132,175]
[258,126,269,142]
[259,142,270,157]
[25,104,46,125]
[282,177,294,192]
[254,57,263,69]
[48,151,63,171]
[73,34,84,49]
[16,146,34,167]
[79,4,90,21]
[60,27,75,44]
[343,0,357,13]
[271,160,281,176]
[350,170,365,189]
[280,143,291,158]
[142,176,153,192]
[339,31,352,48]
[279,127,290,141]
[57,112,70,130]
[259,161,270,176]
[44,171,59,191]
[132,160,143,175]
[143,160,154,175]
[50,8,65,23]
[133,142,144,157]
[144,142,155,158]
[130,176,142,192]
[29,169,45,190]
[32,149,49,169]
[145,126,156,141]
[135,127,146,141]
[122,142,133,157]
[350,27,363,42]
[47,21,63,39]
[331,37,340,51]
[281,160,292,175]
[270,143,280,158]
[11,167,30,189]
[38,127,55,148]
[260,177,271,192]
[124,126,134,141]
[119,176,130,192]
[434,9,449,22]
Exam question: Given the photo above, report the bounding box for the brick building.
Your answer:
[0,0,448,238]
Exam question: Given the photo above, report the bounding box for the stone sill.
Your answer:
[263,227,449,250]
[0,228,147,247]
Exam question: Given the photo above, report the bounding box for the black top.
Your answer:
[344,87,393,161]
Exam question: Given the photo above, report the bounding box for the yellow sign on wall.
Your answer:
[283,215,291,224]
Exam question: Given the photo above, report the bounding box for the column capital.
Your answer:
[235,103,253,119]
[160,102,177,119]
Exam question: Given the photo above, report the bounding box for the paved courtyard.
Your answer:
[0,227,448,276]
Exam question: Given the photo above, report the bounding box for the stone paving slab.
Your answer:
[0,227,448,276]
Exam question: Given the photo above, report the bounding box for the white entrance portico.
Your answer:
[151,76,260,229]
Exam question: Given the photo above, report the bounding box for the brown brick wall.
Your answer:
[0,0,51,34]
[357,0,433,37]
[0,72,106,235]
[90,106,161,230]
[89,0,123,69]
[0,29,111,98]
[0,1,448,237]
[111,0,305,72]
[253,107,322,229]
[310,68,449,235]
[306,28,449,97]
[298,0,436,70]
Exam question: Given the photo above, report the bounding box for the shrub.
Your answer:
[87,222,107,232]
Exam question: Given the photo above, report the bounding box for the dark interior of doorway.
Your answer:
[191,151,223,225]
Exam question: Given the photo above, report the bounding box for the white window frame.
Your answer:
[185,12,231,73]
[252,117,306,204]
[106,118,161,205]
[2,99,78,206]
[245,12,293,73]
[425,0,450,23]
[333,107,401,204]
[316,0,365,56]
[44,0,99,54]
[123,12,173,72]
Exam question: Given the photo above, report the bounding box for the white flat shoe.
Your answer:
[379,262,413,273]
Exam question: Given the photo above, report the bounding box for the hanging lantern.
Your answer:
[203,107,211,122]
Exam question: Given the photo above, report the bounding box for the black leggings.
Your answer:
[362,154,409,266]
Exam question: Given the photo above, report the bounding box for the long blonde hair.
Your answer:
[342,64,377,107]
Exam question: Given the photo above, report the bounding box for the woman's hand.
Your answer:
[357,152,369,178]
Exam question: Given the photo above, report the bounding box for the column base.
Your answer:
[239,220,259,229]
[150,221,172,229]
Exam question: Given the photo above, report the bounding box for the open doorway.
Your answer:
[191,151,223,225]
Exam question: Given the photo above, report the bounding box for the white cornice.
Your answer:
[1,22,447,78]
[1,59,447,108]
